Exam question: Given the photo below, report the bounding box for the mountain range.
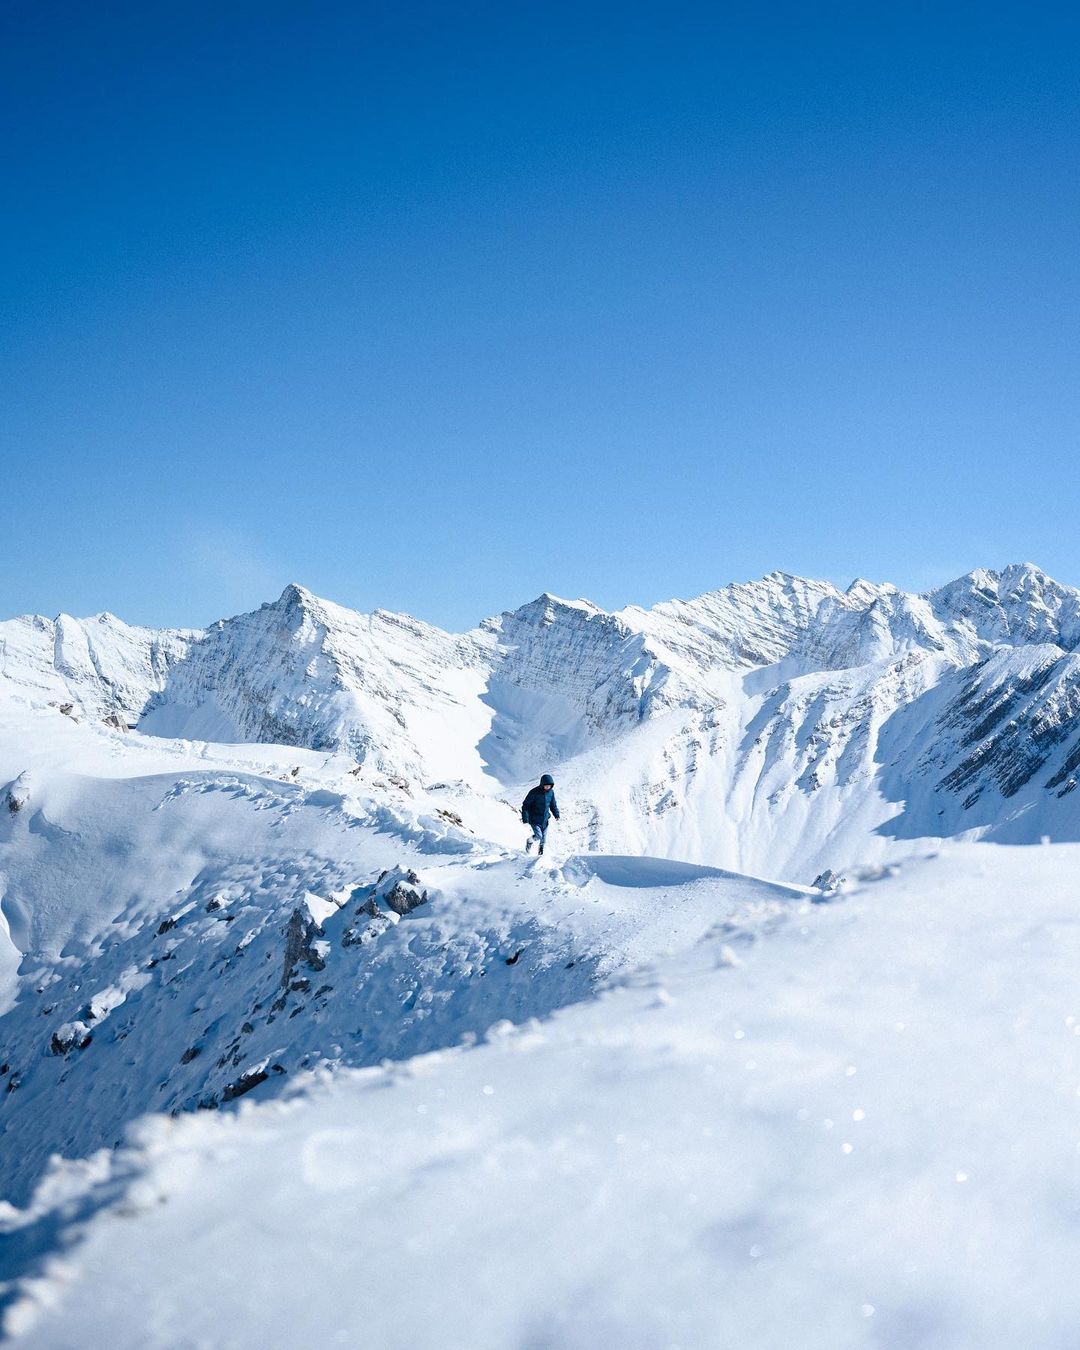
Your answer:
[4,561,1079,881]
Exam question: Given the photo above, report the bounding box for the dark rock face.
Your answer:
[934,654,1080,802]
[383,872,428,917]
[280,908,327,993]
[5,773,31,814]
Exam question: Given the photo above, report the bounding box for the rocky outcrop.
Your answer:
[379,868,428,916]
[280,907,328,995]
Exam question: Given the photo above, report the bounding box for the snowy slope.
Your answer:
[0,690,805,1210]
[5,845,1080,1349]
[3,563,1080,1347]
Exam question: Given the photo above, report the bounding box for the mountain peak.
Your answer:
[999,561,1052,590]
[929,563,1065,602]
[509,592,606,622]
[844,576,897,606]
[276,582,319,609]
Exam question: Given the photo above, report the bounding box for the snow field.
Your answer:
[5,847,1080,1348]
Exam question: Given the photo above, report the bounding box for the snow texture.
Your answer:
[2,564,1080,1347]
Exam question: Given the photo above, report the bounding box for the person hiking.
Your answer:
[521,774,559,855]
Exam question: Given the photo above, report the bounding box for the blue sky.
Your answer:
[3,1,1080,630]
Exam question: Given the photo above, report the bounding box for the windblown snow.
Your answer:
[2,564,1080,1348]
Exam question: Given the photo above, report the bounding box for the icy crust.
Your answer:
[6,847,1080,1349]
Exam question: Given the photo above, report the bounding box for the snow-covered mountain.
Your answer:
[5,563,1080,877]
[0,609,193,723]
[3,563,1080,1347]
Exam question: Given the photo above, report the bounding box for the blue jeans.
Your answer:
[527,823,547,851]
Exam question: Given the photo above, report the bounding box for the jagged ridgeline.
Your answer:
[3,563,1080,875]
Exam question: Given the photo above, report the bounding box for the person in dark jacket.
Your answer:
[521,774,559,855]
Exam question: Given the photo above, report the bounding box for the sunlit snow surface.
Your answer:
[5,846,1080,1348]
[4,568,1080,1346]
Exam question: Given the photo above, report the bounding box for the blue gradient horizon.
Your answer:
[4,1,1080,629]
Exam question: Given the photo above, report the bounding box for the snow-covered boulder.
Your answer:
[49,1021,92,1056]
[4,772,31,815]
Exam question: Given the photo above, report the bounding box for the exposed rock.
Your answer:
[813,870,845,894]
[5,772,31,814]
[341,896,391,948]
[51,1022,93,1055]
[370,867,430,917]
[222,1069,269,1102]
[280,906,327,994]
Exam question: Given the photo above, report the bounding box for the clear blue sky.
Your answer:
[3,1,1080,630]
